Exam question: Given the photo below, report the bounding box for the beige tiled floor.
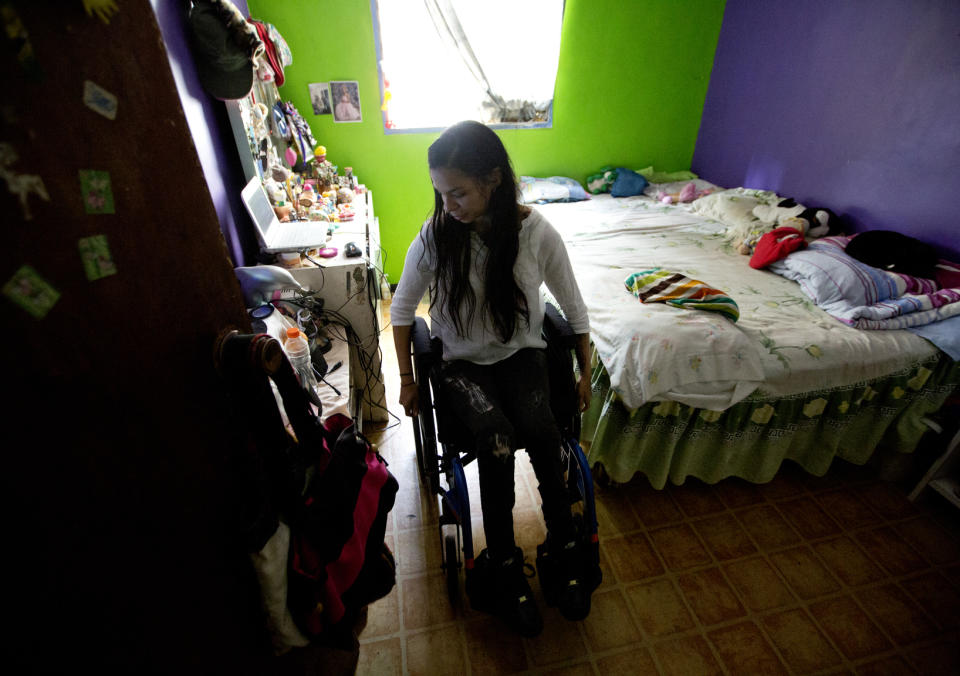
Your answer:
[358,303,960,675]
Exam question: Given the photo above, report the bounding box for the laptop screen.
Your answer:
[241,177,279,243]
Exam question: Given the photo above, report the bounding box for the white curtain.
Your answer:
[376,0,563,128]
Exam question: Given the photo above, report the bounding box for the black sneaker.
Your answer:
[465,549,496,614]
[496,549,544,637]
[468,548,543,637]
[536,537,599,622]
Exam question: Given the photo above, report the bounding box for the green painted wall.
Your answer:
[246,0,725,282]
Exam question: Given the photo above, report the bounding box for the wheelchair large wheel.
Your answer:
[415,373,441,495]
[412,404,426,483]
[410,317,442,495]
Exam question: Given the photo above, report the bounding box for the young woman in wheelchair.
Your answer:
[390,120,595,637]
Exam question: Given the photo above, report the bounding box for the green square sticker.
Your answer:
[3,265,60,319]
[79,169,115,214]
[78,234,117,281]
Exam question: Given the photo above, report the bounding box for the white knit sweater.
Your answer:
[389,209,590,365]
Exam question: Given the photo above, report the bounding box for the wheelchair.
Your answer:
[408,302,601,607]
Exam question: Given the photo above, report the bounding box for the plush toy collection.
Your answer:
[752,198,839,239]
[734,197,841,257]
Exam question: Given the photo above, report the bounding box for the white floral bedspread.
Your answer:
[534,195,939,411]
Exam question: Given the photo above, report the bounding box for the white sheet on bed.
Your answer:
[534,195,940,411]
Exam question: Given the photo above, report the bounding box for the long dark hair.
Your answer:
[424,120,529,342]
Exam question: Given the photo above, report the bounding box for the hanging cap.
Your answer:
[187,0,264,101]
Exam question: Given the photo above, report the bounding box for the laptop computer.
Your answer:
[241,176,331,254]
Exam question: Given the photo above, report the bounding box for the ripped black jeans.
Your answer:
[434,348,574,562]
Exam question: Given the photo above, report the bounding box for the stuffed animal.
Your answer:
[263,178,287,203]
[657,181,714,204]
[736,198,841,255]
[586,166,618,194]
[735,223,777,255]
[753,198,840,238]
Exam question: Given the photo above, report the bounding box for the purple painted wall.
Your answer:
[151,0,256,267]
[693,0,960,261]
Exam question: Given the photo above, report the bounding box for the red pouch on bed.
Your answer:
[750,226,806,269]
[935,259,960,289]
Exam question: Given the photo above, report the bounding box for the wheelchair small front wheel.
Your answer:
[443,532,460,607]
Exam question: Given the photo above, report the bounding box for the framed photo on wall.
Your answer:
[331,81,362,123]
[308,82,331,115]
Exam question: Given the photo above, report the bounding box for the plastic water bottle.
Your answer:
[283,326,320,397]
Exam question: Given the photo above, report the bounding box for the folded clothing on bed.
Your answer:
[625,268,740,322]
[768,236,960,355]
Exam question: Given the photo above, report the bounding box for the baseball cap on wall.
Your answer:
[187,0,264,101]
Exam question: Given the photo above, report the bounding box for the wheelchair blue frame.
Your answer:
[409,305,599,606]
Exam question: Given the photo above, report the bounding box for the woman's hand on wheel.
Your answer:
[399,382,420,417]
[576,375,591,413]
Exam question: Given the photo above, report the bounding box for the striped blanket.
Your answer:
[624,268,740,322]
[768,237,960,330]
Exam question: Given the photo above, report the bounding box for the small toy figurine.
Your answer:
[248,102,269,142]
[344,166,358,190]
[313,144,338,191]
[300,183,316,207]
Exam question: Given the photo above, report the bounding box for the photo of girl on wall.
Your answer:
[331,81,361,122]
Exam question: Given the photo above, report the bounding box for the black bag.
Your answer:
[844,230,939,279]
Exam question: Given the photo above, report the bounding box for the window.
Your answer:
[371,0,564,131]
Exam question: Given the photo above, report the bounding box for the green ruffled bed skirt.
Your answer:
[581,352,959,489]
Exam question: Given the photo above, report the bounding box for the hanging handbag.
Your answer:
[215,332,398,650]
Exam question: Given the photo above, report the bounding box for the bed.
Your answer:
[531,188,959,489]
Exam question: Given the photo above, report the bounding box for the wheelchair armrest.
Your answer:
[411,317,433,357]
[543,302,576,349]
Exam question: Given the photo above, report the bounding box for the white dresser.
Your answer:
[290,190,388,424]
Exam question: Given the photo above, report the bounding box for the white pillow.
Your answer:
[519,176,590,204]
